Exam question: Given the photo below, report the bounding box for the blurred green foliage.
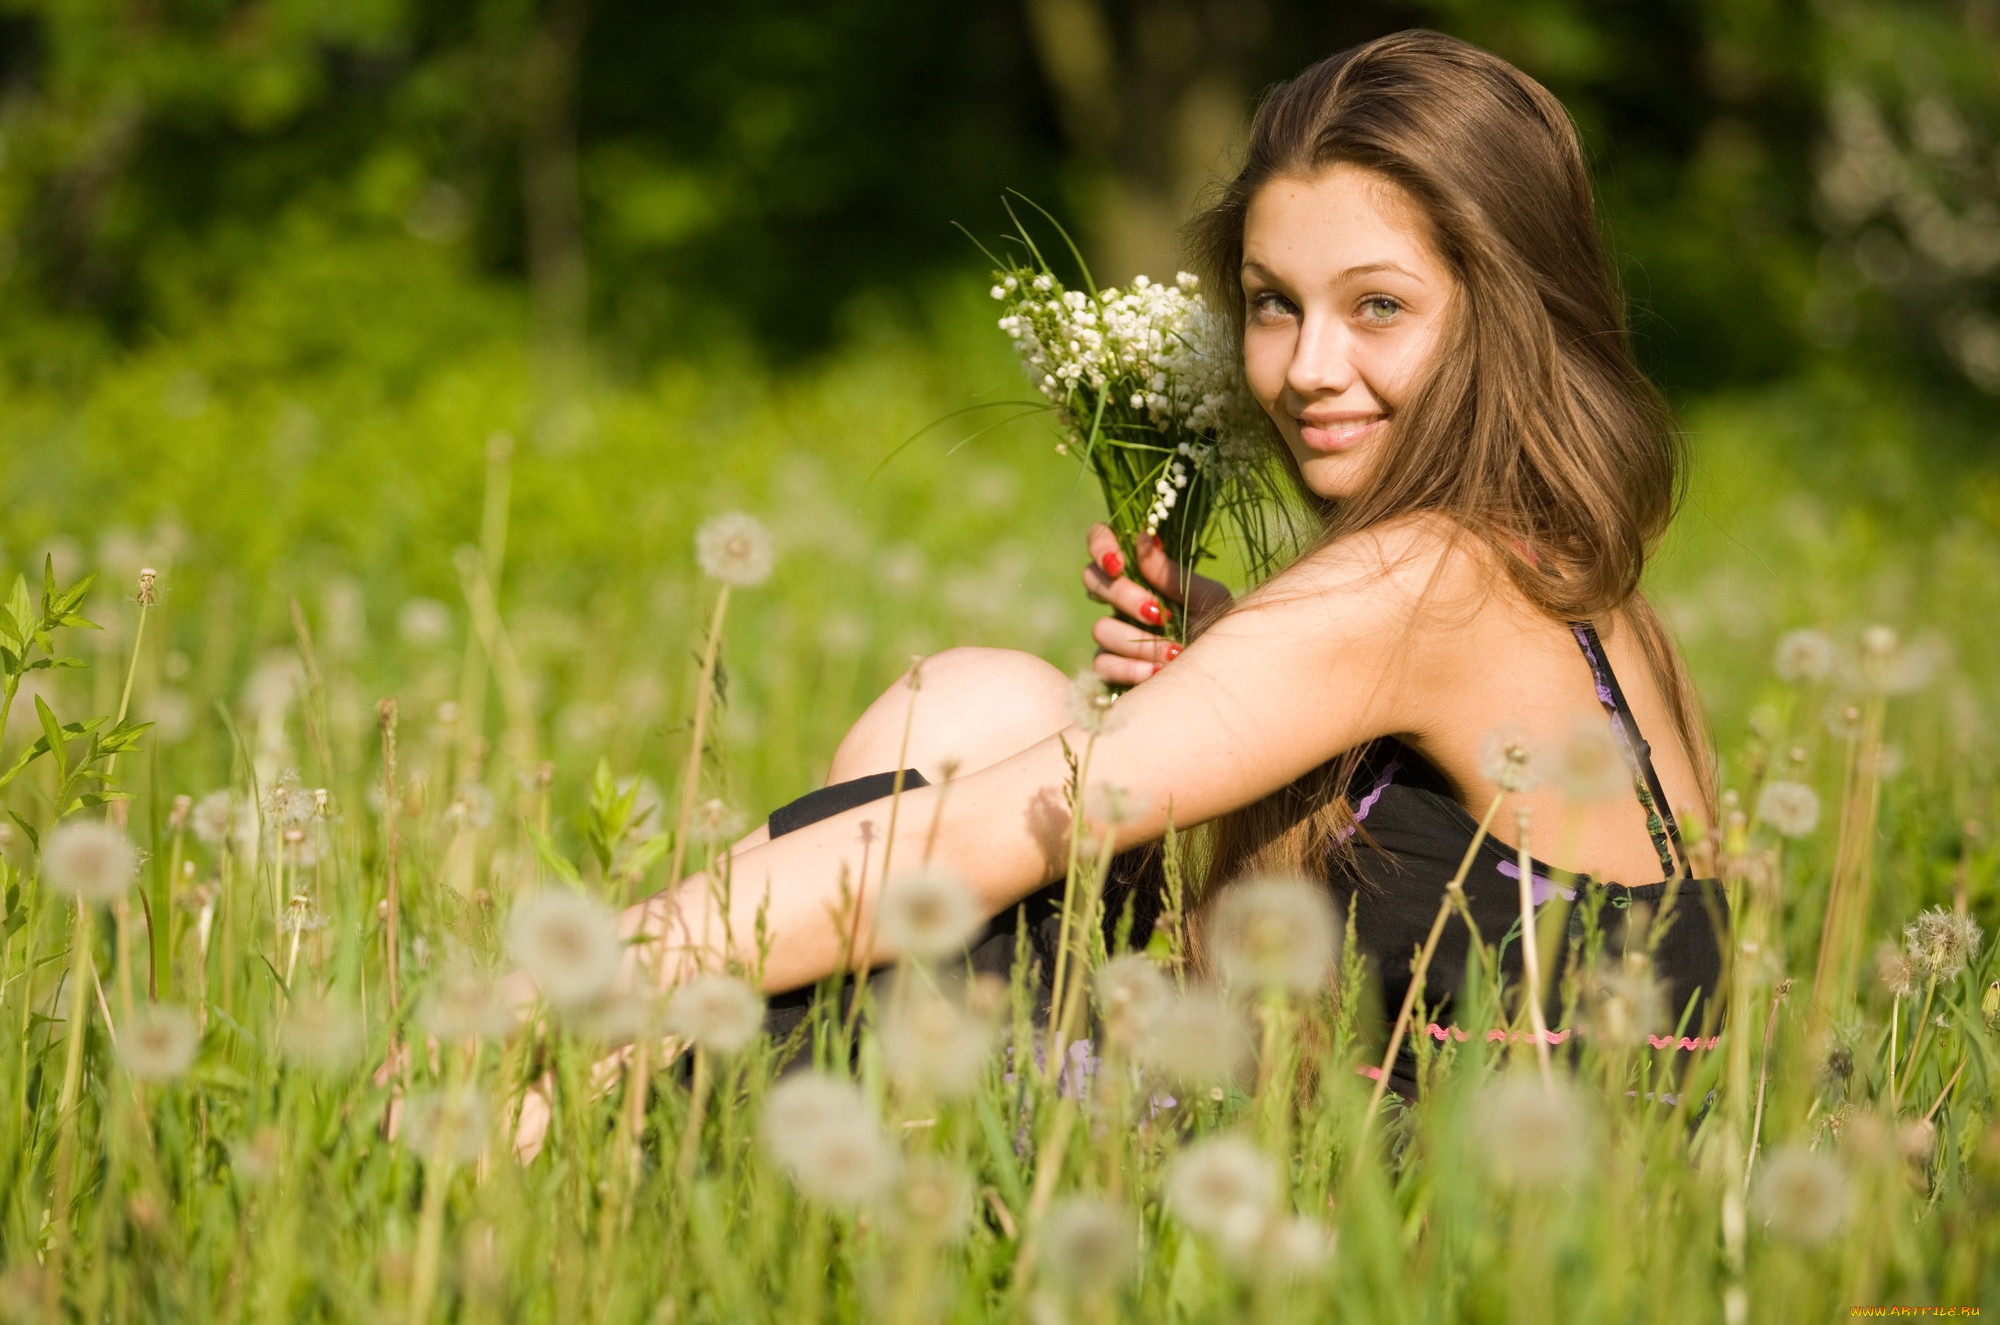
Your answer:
[0,0,1996,821]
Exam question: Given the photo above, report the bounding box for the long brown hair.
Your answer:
[1186,30,1715,900]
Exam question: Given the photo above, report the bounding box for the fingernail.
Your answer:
[1164,643,1182,661]
[1101,550,1124,576]
[1151,663,1163,676]
[1141,534,1161,552]
[1138,600,1162,626]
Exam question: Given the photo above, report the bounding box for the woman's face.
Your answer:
[1240,164,1455,501]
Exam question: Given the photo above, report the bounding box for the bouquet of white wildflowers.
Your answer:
[992,253,1282,640]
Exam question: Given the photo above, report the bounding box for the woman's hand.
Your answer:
[1080,523,1233,686]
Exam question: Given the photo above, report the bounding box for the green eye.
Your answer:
[1361,296,1400,321]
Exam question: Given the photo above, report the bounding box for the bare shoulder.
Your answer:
[1232,512,1505,636]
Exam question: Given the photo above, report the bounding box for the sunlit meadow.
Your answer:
[0,276,1996,1321]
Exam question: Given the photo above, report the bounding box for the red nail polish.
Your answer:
[1138,600,1162,626]
[1164,643,1182,660]
[1102,550,1124,577]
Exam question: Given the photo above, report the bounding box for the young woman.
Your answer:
[609,30,1728,1089]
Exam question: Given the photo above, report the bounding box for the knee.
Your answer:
[828,647,1072,785]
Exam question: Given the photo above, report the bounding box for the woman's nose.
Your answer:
[1285,318,1356,398]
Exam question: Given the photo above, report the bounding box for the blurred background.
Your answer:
[0,0,1995,823]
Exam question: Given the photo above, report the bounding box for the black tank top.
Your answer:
[762,622,1728,1094]
[1336,622,1728,1095]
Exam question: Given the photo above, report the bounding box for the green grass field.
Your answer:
[0,255,1996,1320]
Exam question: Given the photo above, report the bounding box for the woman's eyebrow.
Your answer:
[1333,261,1421,283]
[1239,258,1425,285]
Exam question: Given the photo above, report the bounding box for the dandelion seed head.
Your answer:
[401,1086,490,1166]
[692,798,747,844]
[663,973,766,1056]
[42,820,138,903]
[1164,1136,1279,1248]
[277,994,362,1073]
[884,1157,974,1244]
[1824,701,1865,740]
[1549,718,1627,803]
[1752,1146,1848,1245]
[1774,628,1836,683]
[1206,873,1339,995]
[419,970,513,1043]
[876,866,981,963]
[566,984,666,1044]
[1093,954,1173,1051]
[397,598,452,648]
[879,986,992,1097]
[1260,1215,1334,1275]
[507,889,623,1010]
[1039,1197,1136,1294]
[761,1072,897,1206]
[1875,942,1917,999]
[1578,961,1668,1047]
[1084,781,1146,827]
[189,791,237,850]
[118,1004,199,1081]
[695,512,775,587]
[1904,907,1982,982]
[1475,1075,1590,1186]
[234,1126,282,1184]
[1065,669,1121,735]
[1757,780,1821,838]
[1478,725,1542,793]
[1134,989,1251,1088]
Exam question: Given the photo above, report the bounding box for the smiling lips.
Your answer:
[1297,413,1387,453]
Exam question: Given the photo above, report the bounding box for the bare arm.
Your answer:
[619,524,1456,994]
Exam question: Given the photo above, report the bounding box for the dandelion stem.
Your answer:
[675,1046,710,1189]
[45,899,95,1315]
[1357,790,1505,1155]
[1893,976,1937,1112]
[1512,809,1554,1083]
[666,586,732,923]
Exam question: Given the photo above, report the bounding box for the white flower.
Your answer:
[1164,1136,1279,1252]
[1773,628,1835,683]
[876,866,982,963]
[1478,726,1542,793]
[118,1005,199,1080]
[1066,669,1121,735]
[42,821,138,904]
[1475,1075,1590,1187]
[762,1072,897,1207]
[1757,781,1821,838]
[879,986,992,1097]
[277,994,362,1073]
[1133,989,1251,1087]
[1039,1197,1136,1293]
[695,513,775,587]
[1206,873,1339,995]
[1093,954,1173,1051]
[664,973,766,1056]
[507,890,624,1010]
[1751,1146,1848,1245]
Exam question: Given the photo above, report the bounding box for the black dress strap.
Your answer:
[1569,621,1688,879]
